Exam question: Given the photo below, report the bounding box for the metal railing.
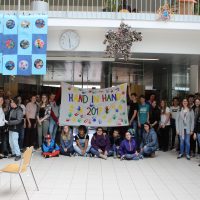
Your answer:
[0,0,200,21]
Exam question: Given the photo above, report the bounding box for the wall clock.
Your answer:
[59,30,80,50]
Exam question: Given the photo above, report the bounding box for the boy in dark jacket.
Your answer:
[42,134,60,158]
[7,98,23,161]
[109,129,122,158]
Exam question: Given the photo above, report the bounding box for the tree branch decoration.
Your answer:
[103,22,142,61]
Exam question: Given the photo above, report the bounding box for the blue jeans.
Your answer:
[73,144,91,156]
[131,120,138,137]
[180,130,190,156]
[112,144,120,157]
[141,146,157,156]
[90,147,113,157]
[49,118,58,140]
[9,131,21,156]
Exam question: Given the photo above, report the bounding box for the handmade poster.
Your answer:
[32,15,48,34]
[0,14,3,33]
[3,14,18,34]
[59,83,129,127]
[17,55,32,76]
[18,15,33,34]
[2,55,17,75]
[18,34,32,55]
[32,34,47,54]
[32,54,46,75]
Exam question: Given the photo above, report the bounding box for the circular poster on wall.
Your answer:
[20,40,30,49]
[35,19,45,28]
[21,20,30,28]
[6,39,15,49]
[5,61,15,70]
[34,39,45,49]
[6,19,15,29]
[19,60,29,70]
[34,59,43,69]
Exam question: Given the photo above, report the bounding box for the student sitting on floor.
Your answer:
[73,125,91,156]
[109,129,122,158]
[60,125,74,156]
[140,122,158,158]
[119,131,142,160]
[42,134,60,158]
[90,127,112,160]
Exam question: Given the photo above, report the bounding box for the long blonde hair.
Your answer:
[61,126,71,141]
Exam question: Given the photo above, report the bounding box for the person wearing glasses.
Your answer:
[90,127,111,160]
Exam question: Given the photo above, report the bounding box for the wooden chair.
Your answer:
[0,146,39,200]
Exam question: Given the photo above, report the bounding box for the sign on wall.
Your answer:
[59,83,129,127]
[0,14,48,75]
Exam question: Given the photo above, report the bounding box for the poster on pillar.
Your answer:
[59,83,129,127]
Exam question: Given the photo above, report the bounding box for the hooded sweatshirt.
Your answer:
[119,138,137,156]
[91,133,110,151]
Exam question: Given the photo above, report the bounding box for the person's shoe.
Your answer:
[186,155,190,160]
[139,154,144,159]
[99,154,107,160]
[55,154,59,157]
[14,155,21,161]
[177,154,183,159]
[44,155,50,158]
[150,152,156,158]
[9,154,16,158]
[198,163,200,166]
[120,155,125,161]
[0,155,4,159]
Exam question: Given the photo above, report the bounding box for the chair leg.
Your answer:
[19,173,30,200]
[10,174,12,190]
[29,166,39,191]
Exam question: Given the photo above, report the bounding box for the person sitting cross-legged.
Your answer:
[60,125,74,156]
[73,125,91,156]
[90,127,112,160]
[42,134,60,158]
[119,131,141,160]
[140,122,158,158]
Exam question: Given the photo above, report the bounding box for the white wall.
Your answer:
[47,27,200,55]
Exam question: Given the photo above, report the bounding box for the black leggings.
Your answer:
[160,126,170,151]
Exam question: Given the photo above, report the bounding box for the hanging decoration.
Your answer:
[157,2,173,21]
[103,22,142,61]
[0,14,48,76]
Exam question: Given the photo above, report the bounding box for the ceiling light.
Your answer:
[118,58,159,61]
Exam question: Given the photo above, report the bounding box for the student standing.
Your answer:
[137,95,150,147]
[0,96,6,159]
[176,98,194,160]
[7,98,23,161]
[25,95,38,148]
[170,97,180,150]
[159,100,170,152]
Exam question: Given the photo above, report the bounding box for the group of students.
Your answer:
[128,89,200,164]
[42,124,158,160]
[1,89,200,164]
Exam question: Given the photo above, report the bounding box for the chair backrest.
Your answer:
[22,146,33,168]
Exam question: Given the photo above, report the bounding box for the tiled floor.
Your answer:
[0,150,200,200]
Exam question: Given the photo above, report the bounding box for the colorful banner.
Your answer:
[59,83,129,127]
[2,55,17,75]
[0,14,48,76]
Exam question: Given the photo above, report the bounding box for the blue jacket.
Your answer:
[60,133,74,152]
[140,128,158,149]
[119,138,137,156]
[42,139,60,153]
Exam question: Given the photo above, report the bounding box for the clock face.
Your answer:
[59,31,80,50]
